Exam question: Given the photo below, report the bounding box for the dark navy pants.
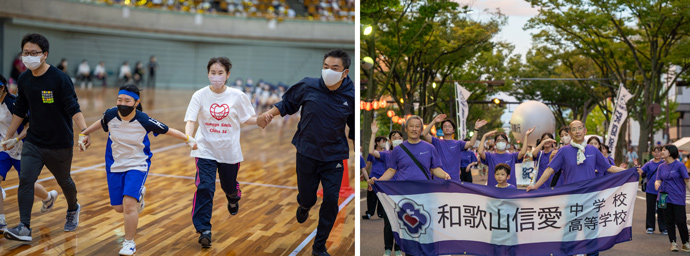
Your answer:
[296,153,343,253]
[191,158,241,232]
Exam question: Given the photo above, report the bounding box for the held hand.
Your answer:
[620,163,628,169]
[525,127,536,136]
[78,134,89,151]
[526,185,536,192]
[371,119,379,133]
[1,138,18,151]
[367,184,373,191]
[186,136,198,150]
[474,119,488,129]
[655,180,661,191]
[444,173,451,180]
[433,114,447,123]
[637,168,643,176]
[368,177,378,186]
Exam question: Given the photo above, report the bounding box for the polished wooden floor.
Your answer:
[0,87,355,255]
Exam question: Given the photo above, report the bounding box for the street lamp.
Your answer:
[363,26,373,35]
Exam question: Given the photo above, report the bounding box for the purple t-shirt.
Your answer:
[607,156,615,165]
[460,150,477,168]
[656,160,690,205]
[482,152,521,187]
[547,144,612,185]
[367,150,390,179]
[387,141,442,181]
[642,159,664,194]
[496,184,517,189]
[535,150,556,189]
[431,137,467,180]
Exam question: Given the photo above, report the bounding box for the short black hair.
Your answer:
[495,163,511,176]
[375,136,387,144]
[324,49,350,69]
[602,145,611,153]
[389,130,403,140]
[119,84,143,111]
[664,144,679,159]
[653,145,663,152]
[558,126,570,136]
[207,57,233,73]
[536,132,555,146]
[440,119,456,134]
[21,33,50,53]
[587,136,602,150]
[494,132,508,143]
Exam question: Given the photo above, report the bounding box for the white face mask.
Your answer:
[391,139,403,147]
[496,142,507,151]
[321,69,345,86]
[22,55,43,70]
[209,75,226,88]
[562,136,571,145]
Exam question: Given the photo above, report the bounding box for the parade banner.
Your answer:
[455,84,471,139]
[605,85,633,157]
[373,169,639,256]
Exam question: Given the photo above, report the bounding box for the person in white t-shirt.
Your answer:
[76,60,92,89]
[183,56,264,248]
[79,84,194,255]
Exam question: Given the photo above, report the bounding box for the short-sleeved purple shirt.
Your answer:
[482,152,521,187]
[431,136,467,181]
[656,160,690,205]
[367,150,390,179]
[387,141,443,181]
[547,144,612,185]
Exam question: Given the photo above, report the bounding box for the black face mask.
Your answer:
[117,105,135,116]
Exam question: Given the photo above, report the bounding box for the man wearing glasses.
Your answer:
[3,33,88,242]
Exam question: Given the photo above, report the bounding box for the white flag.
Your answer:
[605,85,633,157]
[456,84,472,139]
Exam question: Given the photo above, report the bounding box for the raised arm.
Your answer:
[368,120,381,159]
[465,119,487,149]
[421,114,446,143]
[532,138,556,157]
[478,130,498,160]
[518,127,536,160]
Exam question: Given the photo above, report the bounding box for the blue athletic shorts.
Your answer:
[106,169,148,206]
[0,152,20,181]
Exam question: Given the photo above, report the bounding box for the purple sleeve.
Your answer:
[548,149,564,171]
[360,155,365,168]
[470,152,477,162]
[482,152,493,165]
[458,140,467,151]
[595,150,613,173]
[367,154,374,162]
[681,163,689,179]
[388,147,400,171]
[512,152,523,163]
[430,145,443,169]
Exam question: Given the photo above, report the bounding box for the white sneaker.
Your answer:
[672,241,679,252]
[383,249,391,256]
[41,190,58,213]
[119,240,136,255]
[138,187,146,213]
[394,251,402,256]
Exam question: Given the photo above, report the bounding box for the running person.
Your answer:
[80,84,194,255]
[421,114,487,181]
[0,74,58,234]
[184,57,259,248]
[257,49,354,256]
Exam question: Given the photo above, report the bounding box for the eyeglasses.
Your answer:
[21,51,44,57]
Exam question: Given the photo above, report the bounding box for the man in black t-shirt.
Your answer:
[3,33,89,242]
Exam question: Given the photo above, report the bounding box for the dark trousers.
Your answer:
[365,189,383,216]
[295,153,343,252]
[382,210,400,251]
[191,158,240,232]
[460,167,473,183]
[646,192,667,231]
[665,203,689,244]
[19,141,78,227]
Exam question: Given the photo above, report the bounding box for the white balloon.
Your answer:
[509,101,556,146]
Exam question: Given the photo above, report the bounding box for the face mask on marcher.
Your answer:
[391,140,403,147]
[321,69,345,86]
[562,136,571,144]
[496,142,507,151]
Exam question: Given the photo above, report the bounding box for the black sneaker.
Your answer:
[362,214,372,219]
[296,206,310,223]
[4,223,32,241]
[228,202,239,215]
[198,230,212,248]
[312,249,331,256]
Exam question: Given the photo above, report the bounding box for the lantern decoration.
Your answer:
[364,102,372,111]
[373,101,379,110]
[397,119,404,125]
[380,99,387,108]
[387,110,395,118]
[392,116,399,123]
[360,101,365,110]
